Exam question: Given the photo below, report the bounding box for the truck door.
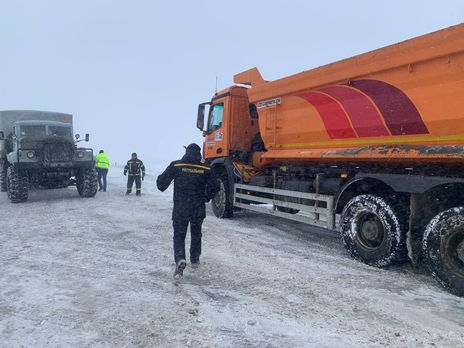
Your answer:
[204,99,229,158]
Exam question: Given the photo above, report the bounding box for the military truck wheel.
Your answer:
[76,168,98,197]
[211,173,233,218]
[340,194,408,267]
[6,166,28,203]
[0,159,7,192]
[423,207,464,297]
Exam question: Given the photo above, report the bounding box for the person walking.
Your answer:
[124,153,145,195]
[156,143,219,279]
[95,150,110,192]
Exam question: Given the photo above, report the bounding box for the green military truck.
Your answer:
[0,110,98,202]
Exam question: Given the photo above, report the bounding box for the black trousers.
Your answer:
[127,175,142,194]
[96,168,108,191]
[173,218,204,264]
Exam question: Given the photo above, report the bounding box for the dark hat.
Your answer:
[99,150,104,153]
[131,152,137,157]
[185,143,201,153]
[182,143,201,163]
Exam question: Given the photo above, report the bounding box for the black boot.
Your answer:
[174,259,186,280]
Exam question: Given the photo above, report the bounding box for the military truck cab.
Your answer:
[0,110,98,202]
[7,120,92,167]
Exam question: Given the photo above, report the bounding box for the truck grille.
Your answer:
[43,143,74,163]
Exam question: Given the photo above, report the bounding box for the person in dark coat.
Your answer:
[156,143,219,279]
[124,153,145,195]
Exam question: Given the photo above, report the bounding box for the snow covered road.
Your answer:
[1,172,464,347]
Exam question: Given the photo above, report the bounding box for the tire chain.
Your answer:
[6,166,28,203]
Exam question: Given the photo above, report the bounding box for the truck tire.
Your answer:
[6,166,28,203]
[76,168,98,197]
[0,159,7,192]
[211,174,233,218]
[423,207,464,297]
[340,194,408,267]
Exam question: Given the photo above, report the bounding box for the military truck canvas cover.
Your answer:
[0,110,73,136]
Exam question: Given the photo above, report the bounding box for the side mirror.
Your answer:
[0,131,4,140]
[75,134,80,140]
[197,104,206,131]
[85,134,90,142]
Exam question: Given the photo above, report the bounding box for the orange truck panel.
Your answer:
[230,24,464,166]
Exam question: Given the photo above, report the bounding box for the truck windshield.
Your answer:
[19,125,46,137]
[208,104,224,132]
[49,126,72,137]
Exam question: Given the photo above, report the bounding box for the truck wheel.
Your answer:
[0,159,7,192]
[6,166,28,203]
[211,174,233,218]
[423,207,464,297]
[76,180,84,196]
[76,168,98,197]
[340,194,408,267]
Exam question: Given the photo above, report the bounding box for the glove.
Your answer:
[142,175,145,181]
[123,171,127,176]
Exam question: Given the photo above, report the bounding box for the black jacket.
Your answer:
[157,155,219,220]
[124,159,145,176]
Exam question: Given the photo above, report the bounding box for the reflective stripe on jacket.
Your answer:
[95,153,110,169]
[124,159,145,176]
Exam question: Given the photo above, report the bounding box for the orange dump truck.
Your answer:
[196,24,464,296]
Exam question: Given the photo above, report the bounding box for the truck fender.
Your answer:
[334,176,395,214]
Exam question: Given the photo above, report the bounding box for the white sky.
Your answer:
[0,0,463,168]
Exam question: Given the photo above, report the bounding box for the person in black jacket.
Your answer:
[124,153,145,195]
[157,143,219,279]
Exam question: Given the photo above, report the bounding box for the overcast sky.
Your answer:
[0,0,463,169]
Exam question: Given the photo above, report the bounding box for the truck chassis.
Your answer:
[208,159,464,297]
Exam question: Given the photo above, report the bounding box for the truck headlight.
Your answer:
[27,151,35,159]
[77,151,85,158]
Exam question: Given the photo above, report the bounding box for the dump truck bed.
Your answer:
[236,24,464,165]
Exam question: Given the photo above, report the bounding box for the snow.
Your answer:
[1,170,464,347]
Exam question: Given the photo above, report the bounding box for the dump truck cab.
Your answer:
[197,86,259,163]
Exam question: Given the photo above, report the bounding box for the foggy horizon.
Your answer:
[1,0,463,171]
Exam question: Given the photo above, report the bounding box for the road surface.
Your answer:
[1,172,463,347]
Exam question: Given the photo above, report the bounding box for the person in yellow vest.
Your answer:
[95,150,110,192]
